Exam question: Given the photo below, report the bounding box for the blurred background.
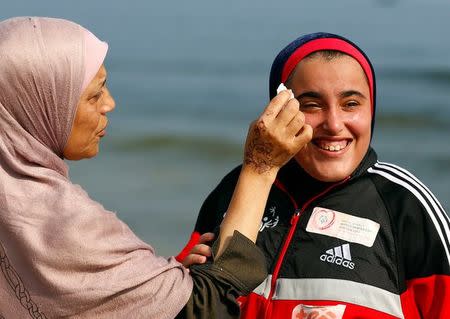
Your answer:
[2,0,450,255]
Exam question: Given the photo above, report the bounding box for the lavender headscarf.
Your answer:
[0,17,192,318]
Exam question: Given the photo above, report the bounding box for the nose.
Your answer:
[322,106,344,134]
[100,87,116,114]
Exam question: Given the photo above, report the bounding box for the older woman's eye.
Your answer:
[89,91,103,102]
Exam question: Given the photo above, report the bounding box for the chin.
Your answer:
[305,164,354,183]
[295,152,361,182]
[84,148,99,159]
[69,148,99,161]
[312,173,348,182]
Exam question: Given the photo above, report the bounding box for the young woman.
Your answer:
[180,33,450,318]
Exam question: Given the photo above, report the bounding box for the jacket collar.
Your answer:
[276,147,378,206]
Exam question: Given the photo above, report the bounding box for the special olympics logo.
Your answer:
[312,208,335,230]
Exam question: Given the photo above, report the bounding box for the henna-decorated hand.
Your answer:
[243,88,312,175]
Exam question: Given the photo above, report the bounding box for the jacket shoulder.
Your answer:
[367,161,450,277]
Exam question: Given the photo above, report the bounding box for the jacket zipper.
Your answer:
[265,177,350,318]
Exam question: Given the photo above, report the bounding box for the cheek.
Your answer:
[303,113,320,130]
[350,112,372,141]
[77,109,100,134]
[70,113,101,151]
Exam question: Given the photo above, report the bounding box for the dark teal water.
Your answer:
[2,0,450,255]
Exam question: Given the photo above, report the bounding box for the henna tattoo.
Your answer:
[264,110,274,117]
[244,121,275,174]
[0,242,47,319]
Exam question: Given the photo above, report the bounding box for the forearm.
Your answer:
[213,87,311,259]
[215,165,277,258]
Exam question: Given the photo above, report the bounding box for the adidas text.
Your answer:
[320,254,355,269]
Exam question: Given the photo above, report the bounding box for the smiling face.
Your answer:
[63,65,115,160]
[287,54,372,182]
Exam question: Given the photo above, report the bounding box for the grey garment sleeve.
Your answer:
[176,230,267,319]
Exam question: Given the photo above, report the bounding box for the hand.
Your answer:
[182,232,215,268]
[243,89,313,175]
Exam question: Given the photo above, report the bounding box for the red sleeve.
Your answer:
[401,274,450,318]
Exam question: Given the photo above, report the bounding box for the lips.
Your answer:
[97,121,108,137]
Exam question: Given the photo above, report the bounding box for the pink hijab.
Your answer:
[0,17,192,318]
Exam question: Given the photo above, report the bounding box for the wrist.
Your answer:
[241,163,279,183]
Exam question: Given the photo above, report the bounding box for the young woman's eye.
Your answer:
[345,100,359,108]
[299,102,320,110]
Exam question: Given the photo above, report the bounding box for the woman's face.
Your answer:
[63,65,115,160]
[287,55,372,182]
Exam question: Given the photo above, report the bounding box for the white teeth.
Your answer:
[320,143,344,152]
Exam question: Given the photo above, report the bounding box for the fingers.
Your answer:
[198,232,215,244]
[286,109,305,136]
[277,98,301,127]
[182,254,207,267]
[271,97,308,145]
[182,232,214,268]
[190,243,213,257]
[262,89,294,119]
[182,243,213,267]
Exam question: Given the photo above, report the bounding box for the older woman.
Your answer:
[181,33,450,318]
[0,17,312,318]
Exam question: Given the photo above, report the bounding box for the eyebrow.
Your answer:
[339,90,366,99]
[295,91,322,100]
[97,78,107,89]
[295,90,367,100]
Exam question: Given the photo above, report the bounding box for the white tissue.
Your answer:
[276,83,294,99]
[276,83,288,94]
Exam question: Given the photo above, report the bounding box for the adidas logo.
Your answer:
[320,243,355,270]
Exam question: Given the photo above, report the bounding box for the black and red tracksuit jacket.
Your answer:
[177,148,450,318]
